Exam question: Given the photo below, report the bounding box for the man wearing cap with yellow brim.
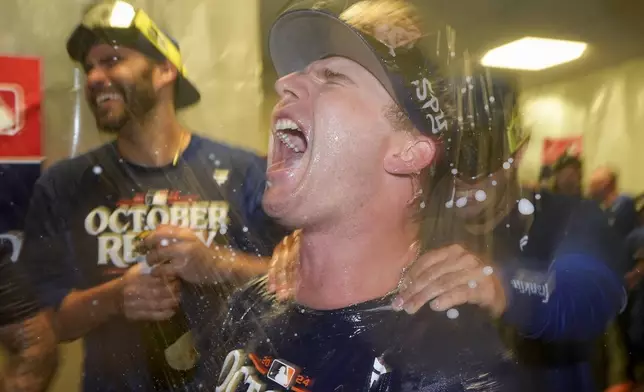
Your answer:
[17,1,286,391]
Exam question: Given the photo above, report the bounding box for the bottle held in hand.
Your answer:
[135,231,199,390]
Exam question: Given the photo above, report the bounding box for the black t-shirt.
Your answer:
[197,278,536,392]
[194,190,625,392]
[18,135,285,392]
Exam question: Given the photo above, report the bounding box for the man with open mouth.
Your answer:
[195,1,554,390]
[17,1,287,391]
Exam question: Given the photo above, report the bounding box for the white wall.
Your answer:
[519,57,644,195]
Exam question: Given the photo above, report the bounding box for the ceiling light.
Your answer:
[481,37,587,71]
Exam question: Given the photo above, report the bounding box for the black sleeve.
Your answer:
[0,244,41,326]
[17,177,78,311]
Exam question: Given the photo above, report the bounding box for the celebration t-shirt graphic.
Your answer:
[86,189,231,275]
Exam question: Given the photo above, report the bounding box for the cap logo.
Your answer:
[411,77,447,134]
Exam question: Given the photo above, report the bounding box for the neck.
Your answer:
[604,191,618,207]
[116,103,189,167]
[296,206,419,310]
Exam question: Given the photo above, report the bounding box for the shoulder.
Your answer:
[535,190,605,227]
[190,134,266,169]
[228,276,276,316]
[395,306,531,390]
[36,143,113,195]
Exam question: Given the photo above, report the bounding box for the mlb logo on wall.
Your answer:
[0,56,42,162]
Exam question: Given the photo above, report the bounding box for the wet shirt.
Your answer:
[17,134,284,392]
[197,279,537,392]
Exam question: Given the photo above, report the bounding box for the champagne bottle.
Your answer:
[135,234,199,391]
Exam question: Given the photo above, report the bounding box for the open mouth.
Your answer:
[95,92,124,107]
[268,117,309,181]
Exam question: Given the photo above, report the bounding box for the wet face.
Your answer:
[263,57,405,228]
[83,44,158,132]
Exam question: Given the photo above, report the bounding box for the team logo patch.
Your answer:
[213,169,230,186]
[267,359,298,389]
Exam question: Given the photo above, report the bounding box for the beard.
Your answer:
[90,66,158,133]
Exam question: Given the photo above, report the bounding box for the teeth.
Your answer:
[96,93,122,104]
[274,118,299,131]
[274,118,302,153]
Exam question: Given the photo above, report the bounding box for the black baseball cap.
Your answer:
[269,8,451,140]
[66,0,200,109]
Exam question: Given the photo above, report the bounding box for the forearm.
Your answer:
[0,311,58,392]
[502,254,625,341]
[205,249,270,283]
[56,278,124,342]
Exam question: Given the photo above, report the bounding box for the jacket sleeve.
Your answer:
[502,200,627,341]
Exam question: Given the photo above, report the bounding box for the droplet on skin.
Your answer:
[483,266,494,276]
[92,165,103,175]
[456,197,468,208]
[447,308,459,319]
[475,190,487,202]
[468,280,478,289]
[503,162,511,170]
[518,198,535,215]
[160,239,169,247]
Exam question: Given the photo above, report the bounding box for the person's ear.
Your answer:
[153,60,178,90]
[384,135,437,175]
